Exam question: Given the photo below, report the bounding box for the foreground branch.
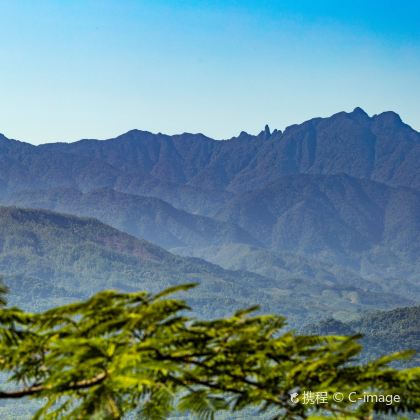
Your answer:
[0,371,107,399]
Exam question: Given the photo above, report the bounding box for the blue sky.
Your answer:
[0,0,419,144]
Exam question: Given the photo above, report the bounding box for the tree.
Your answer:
[0,283,418,419]
[0,276,7,307]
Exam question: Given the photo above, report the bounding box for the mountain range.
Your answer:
[0,107,419,324]
[1,107,419,200]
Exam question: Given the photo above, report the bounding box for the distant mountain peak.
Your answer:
[258,124,271,140]
[352,106,369,116]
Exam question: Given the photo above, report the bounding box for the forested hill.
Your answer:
[305,306,420,366]
[0,206,411,324]
[0,206,279,317]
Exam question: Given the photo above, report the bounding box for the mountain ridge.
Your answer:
[0,108,419,203]
[3,187,259,249]
[1,107,416,147]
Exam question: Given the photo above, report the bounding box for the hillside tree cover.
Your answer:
[0,282,418,419]
[305,306,420,368]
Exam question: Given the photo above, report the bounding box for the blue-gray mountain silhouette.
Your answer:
[1,107,419,320]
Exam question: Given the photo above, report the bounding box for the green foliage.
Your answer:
[0,285,419,419]
[0,276,7,307]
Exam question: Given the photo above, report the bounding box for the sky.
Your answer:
[0,0,419,144]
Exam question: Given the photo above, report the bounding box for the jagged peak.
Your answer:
[351,106,369,117]
[257,124,271,139]
[346,107,371,124]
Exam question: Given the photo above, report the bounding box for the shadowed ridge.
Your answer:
[282,107,370,135]
[371,110,420,140]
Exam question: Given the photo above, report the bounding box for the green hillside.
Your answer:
[0,206,279,318]
[305,306,420,367]
[4,187,258,248]
[0,206,411,325]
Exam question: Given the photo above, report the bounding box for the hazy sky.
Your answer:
[1,0,419,144]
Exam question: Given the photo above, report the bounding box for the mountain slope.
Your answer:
[6,175,419,303]
[0,207,411,325]
[226,108,420,193]
[3,188,258,249]
[214,173,420,291]
[0,206,276,317]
